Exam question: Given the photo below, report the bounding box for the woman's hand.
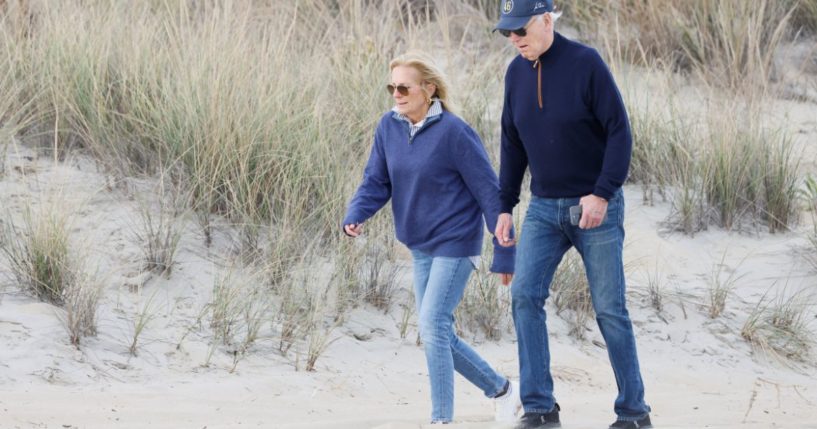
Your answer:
[498,273,513,286]
[344,223,364,237]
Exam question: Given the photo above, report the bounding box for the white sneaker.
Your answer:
[494,380,522,422]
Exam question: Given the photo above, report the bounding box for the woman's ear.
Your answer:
[424,82,437,103]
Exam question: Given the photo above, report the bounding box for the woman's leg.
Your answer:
[414,252,506,423]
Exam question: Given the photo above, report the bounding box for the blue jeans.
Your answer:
[511,190,650,421]
[411,249,508,423]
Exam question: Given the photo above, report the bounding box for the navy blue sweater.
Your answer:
[499,32,632,213]
[343,110,514,274]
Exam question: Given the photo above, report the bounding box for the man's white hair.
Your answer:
[535,11,562,24]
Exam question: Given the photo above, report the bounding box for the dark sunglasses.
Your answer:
[386,84,412,96]
[498,27,527,38]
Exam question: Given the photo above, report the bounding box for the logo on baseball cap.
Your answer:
[495,0,553,31]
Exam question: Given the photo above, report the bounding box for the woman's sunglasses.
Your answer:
[386,84,411,96]
[498,27,527,38]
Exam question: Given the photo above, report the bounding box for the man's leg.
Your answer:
[570,190,650,421]
[512,197,571,414]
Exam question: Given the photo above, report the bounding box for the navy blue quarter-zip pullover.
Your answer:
[499,32,632,213]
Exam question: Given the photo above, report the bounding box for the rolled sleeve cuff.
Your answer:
[489,241,515,274]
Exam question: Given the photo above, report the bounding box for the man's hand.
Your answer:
[498,273,513,286]
[495,213,515,247]
[343,223,364,237]
[578,194,608,229]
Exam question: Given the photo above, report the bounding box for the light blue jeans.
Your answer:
[411,249,508,423]
[511,190,650,421]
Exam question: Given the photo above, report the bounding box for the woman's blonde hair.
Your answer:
[389,51,456,113]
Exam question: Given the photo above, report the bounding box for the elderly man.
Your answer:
[493,1,652,428]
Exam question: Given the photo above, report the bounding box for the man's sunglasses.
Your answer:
[498,27,527,38]
[386,84,412,96]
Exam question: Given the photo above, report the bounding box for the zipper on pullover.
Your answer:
[533,59,543,110]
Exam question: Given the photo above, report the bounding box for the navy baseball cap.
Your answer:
[495,0,553,31]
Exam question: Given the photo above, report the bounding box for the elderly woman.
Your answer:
[342,51,520,424]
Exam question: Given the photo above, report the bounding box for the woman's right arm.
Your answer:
[341,128,392,236]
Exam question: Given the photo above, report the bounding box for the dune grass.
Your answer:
[128,289,160,357]
[707,252,746,319]
[625,93,801,234]
[570,0,797,93]
[0,206,73,305]
[741,287,814,363]
[0,201,101,346]
[701,102,801,233]
[132,176,187,278]
[61,267,102,347]
[790,0,817,34]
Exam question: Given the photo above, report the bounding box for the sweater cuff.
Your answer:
[489,239,515,274]
[592,186,614,201]
[341,213,363,236]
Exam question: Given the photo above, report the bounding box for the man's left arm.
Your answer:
[580,51,632,229]
[588,50,632,201]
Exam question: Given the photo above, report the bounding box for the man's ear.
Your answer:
[542,13,553,30]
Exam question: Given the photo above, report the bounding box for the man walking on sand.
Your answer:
[492,1,652,428]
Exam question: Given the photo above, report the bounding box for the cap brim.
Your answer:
[494,15,532,31]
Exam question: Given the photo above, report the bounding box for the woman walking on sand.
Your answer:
[342,51,521,424]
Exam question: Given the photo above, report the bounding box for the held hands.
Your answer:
[495,213,515,247]
[494,213,515,287]
[347,221,513,285]
[343,223,364,237]
[578,194,608,229]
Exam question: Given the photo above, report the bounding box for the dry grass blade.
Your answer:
[708,251,746,319]
[741,287,815,364]
[304,293,340,372]
[360,228,402,312]
[129,290,160,356]
[458,243,511,341]
[801,175,817,270]
[552,250,593,341]
[645,265,665,314]
[203,263,272,370]
[61,267,102,347]
[398,293,415,340]
[132,173,187,278]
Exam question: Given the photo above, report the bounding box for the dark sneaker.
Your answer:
[514,404,561,428]
[609,414,652,428]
